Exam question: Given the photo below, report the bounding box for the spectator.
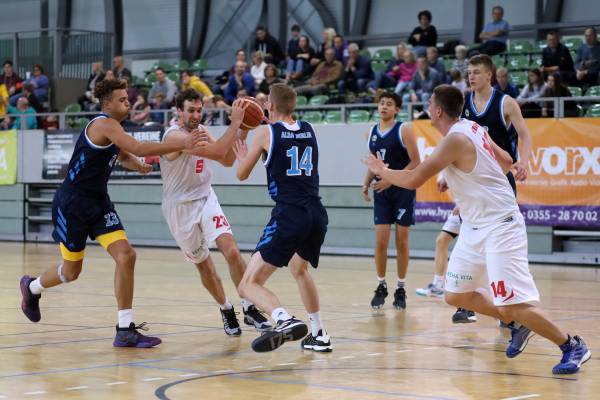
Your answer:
[254,26,284,66]
[21,83,43,113]
[449,69,468,94]
[469,6,509,57]
[426,46,446,79]
[295,47,343,96]
[541,31,574,82]
[402,56,441,109]
[251,51,268,86]
[3,97,37,129]
[148,67,177,104]
[181,70,212,97]
[338,43,374,94]
[453,45,468,77]
[392,51,418,95]
[224,61,255,103]
[113,55,132,80]
[287,24,301,58]
[123,76,138,106]
[311,27,337,68]
[11,64,49,106]
[408,10,438,57]
[574,27,600,86]
[78,61,104,110]
[0,60,22,98]
[202,94,230,126]
[0,82,8,119]
[258,64,282,95]
[286,35,315,81]
[517,68,547,117]
[150,93,167,124]
[494,67,519,98]
[541,72,577,117]
[333,34,349,64]
[213,49,249,94]
[369,42,409,91]
[129,91,151,125]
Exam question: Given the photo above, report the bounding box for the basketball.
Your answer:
[240,97,264,130]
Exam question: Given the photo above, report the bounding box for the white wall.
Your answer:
[367,0,464,34]
[561,0,600,23]
[484,0,536,26]
[123,0,180,51]
[0,0,40,33]
[70,0,105,31]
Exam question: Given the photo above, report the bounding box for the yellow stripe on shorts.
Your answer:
[59,243,85,261]
[96,230,128,249]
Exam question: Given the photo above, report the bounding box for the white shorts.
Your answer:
[162,188,233,264]
[445,212,540,306]
[442,213,461,237]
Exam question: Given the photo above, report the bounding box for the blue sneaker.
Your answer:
[553,335,591,374]
[506,323,535,358]
[113,322,162,348]
[20,275,41,323]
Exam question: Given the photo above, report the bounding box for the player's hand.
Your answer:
[237,129,249,141]
[137,162,153,174]
[361,152,387,175]
[233,139,248,161]
[229,99,248,126]
[512,161,528,181]
[437,178,448,192]
[192,127,214,144]
[371,178,392,192]
[361,185,371,202]
[452,206,460,216]
[185,130,207,149]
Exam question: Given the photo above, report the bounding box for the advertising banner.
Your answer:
[0,129,17,185]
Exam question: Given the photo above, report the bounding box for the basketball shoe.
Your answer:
[553,335,591,374]
[393,287,407,309]
[251,317,308,352]
[370,282,388,309]
[506,322,535,358]
[20,275,41,322]
[416,283,444,298]
[243,305,272,332]
[220,307,242,336]
[452,308,477,323]
[301,329,332,352]
[113,322,162,348]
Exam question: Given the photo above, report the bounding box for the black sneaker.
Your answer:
[393,287,407,310]
[220,307,242,336]
[113,322,162,348]
[370,282,388,309]
[243,305,272,332]
[452,308,477,324]
[301,329,332,352]
[20,275,41,322]
[251,317,308,353]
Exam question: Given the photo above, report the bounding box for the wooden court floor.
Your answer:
[0,241,598,399]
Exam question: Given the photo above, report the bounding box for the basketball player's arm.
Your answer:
[488,135,514,175]
[117,151,152,173]
[504,96,532,181]
[200,129,248,167]
[363,133,465,190]
[234,125,269,181]
[401,122,421,170]
[361,130,375,201]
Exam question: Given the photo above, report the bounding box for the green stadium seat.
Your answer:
[492,55,506,67]
[296,95,308,106]
[511,71,528,88]
[585,104,600,117]
[568,86,582,97]
[191,59,208,71]
[167,71,180,82]
[509,40,534,54]
[397,108,410,121]
[173,59,189,71]
[302,111,323,124]
[372,48,393,62]
[348,109,370,123]
[586,85,600,96]
[370,110,380,122]
[64,103,81,113]
[564,38,583,51]
[529,54,542,67]
[443,58,454,71]
[360,49,372,59]
[308,95,328,105]
[324,110,342,124]
[145,72,157,84]
[371,61,387,73]
[537,40,547,51]
[72,117,89,130]
[507,55,529,70]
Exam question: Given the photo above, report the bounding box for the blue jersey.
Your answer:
[61,113,120,196]
[463,88,518,162]
[264,120,319,205]
[368,121,411,171]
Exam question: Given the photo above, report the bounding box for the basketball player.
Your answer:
[233,83,331,353]
[361,92,420,310]
[160,89,271,336]
[363,84,591,375]
[19,79,205,347]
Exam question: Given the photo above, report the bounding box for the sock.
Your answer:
[433,275,444,288]
[118,309,133,328]
[308,312,324,337]
[271,307,291,322]
[377,276,386,285]
[29,277,45,295]
[397,278,406,288]
[241,298,253,312]
[219,299,233,310]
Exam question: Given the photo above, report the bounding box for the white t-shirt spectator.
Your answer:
[251,62,267,85]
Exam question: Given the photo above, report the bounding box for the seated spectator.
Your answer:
[150,93,167,124]
[0,60,22,99]
[2,97,37,129]
[453,45,468,77]
[148,67,177,104]
[517,68,547,117]
[338,43,374,94]
[541,31,574,83]
[408,10,438,57]
[202,94,230,126]
[449,69,468,94]
[104,69,115,81]
[213,49,248,94]
[541,72,577,117]
[258,64,283,94]
[369,43,408,91]
[224,61,255,103]
[468,6,509,57]
[254,26,284,66]
[494,67,518,98]
[426,46,446,79]
[251,51,268,86]
[286,35,315,81]
[392,51,418,95]
[113,55,132,80]
[295,47,343,96]
[574,27,600,86]
[333,34,349,64]
[78,61,104,110]
[287,24,301,59]
[310,27,337,68]
[0,83,8,126]
[129,90,151,125]
[123,76,138,106]
[21,83,43,112]
[11,64,49,106]
[402,56,441,109]
[181,70,212,97]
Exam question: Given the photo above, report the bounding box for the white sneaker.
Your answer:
[415,283,444,298]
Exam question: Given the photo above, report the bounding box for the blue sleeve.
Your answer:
[355,58,373,79]
[482,22,493,33]
[243,74,256,95]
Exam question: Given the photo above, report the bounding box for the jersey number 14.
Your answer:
[286,146,313,176]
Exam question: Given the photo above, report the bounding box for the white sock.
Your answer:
[271,307,291,322]
[377,276,386,285]
[308,312,324,337]
[118,309,133,328]
[241,298,253,311]
[219,299,233,310]
[397,278,406,288]
[433,275,444,288]
[29,277,45,295]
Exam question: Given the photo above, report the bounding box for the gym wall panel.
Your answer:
[484,0,536,27]
[367,0,463,34]
[70,0,106,31]
[122,0,180,51]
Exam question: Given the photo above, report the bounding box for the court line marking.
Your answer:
[246,366,263,370]
[142,377,166,381]
[500,394,540,400]
[213,370,234,374]
[395,349,411,353]
[367,352,383,356]
[422,347,439,350]
[24,391,47,395]
[179,373,201,378]
[277,363,296,366]
[338,355,355,359]
[65,386,88,390]
[105,381,127,386]
[311,359,327,362]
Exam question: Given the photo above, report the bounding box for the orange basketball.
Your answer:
[240,97,264,130]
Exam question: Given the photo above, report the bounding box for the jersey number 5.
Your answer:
[286,146,313,176]
[196,159,204,173]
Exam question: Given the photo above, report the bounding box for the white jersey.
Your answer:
[160,124,212,204]
[444,119,518,226]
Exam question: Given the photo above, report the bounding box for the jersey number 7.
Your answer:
[286,146,313,176]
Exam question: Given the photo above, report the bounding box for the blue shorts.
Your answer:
[373,186,416,226]
[256,200,328,268]
[52,187,125,253]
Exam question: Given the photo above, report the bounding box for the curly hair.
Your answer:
[175,88,202,110]
[93,78,127,104]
